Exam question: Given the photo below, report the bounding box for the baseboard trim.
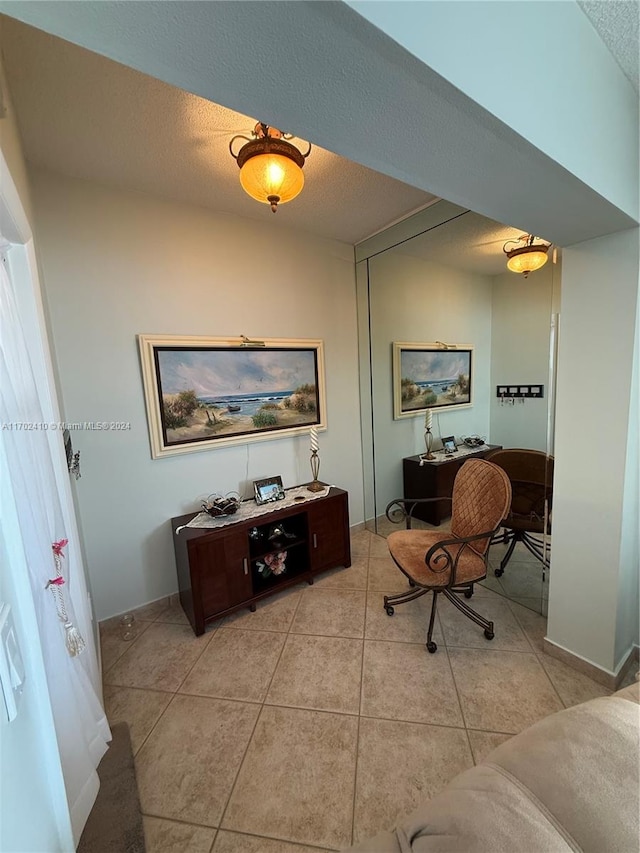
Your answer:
[542,638,639,690]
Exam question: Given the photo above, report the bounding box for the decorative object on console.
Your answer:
[253,476,285,505]
[392,342,473,420]
[308,425,324,492]
[201,492,241,517]
[423,409,435,460]
[462,435,485,448]
[442,435,457,454]
[257,550,288,577]
[138,335,326,457]
[229,122,311,213]
[503,234,551,278]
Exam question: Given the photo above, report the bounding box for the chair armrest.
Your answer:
[386,497,453,529]
[426,527,499,584]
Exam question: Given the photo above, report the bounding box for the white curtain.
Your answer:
[0,251,110,842]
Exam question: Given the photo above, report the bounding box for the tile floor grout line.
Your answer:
[207,828,217,853]
[502,599,569,707]
[356,713,471,733]
[210,691,265,836]
[166,625,219,696]
[349,555,370,848]
[211,825,340,852]
[442,636,475,761]
[132,690,181,761]
[214,577,308,837]
[140,810,220,830]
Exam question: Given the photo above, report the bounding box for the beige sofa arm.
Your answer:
[344,683,639,853]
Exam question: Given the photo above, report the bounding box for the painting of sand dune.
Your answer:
[139,335,326,457]
[393,343,473,419]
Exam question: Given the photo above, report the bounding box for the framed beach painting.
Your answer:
[138,335,326,458]
[392,342,473,419]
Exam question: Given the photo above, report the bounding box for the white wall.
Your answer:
[348,0,639,223]
[31,169,363,621]
[490,263,556,452]
[615,279,640,662]
[367,250,493,516]
[548,227,639,674]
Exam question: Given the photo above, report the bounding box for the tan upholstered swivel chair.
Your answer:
[384,458,511,653]
[485,448,553,576]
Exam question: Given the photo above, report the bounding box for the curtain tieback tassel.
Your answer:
[47,539,86,657]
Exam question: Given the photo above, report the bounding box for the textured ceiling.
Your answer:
[1,4,634,263]
[0,16,436,245]
[579,1,639,92]
[1,2,636,250]
[393,212,530,277]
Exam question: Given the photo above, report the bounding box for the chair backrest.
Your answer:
[450,459,512,556]
[485,448,554,520]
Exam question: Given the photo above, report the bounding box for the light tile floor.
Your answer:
[100,529,616,853]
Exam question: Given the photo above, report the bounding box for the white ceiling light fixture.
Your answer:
[229,122,311,213]
[503,234,551,278]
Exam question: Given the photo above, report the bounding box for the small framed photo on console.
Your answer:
[442,436,457,454]
[253,476,286,505]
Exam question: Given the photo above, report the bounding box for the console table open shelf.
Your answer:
[172,485,351,636]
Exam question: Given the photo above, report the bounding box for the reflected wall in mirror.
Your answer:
[357,204,560,617]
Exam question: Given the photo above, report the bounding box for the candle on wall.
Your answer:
[424,409,433,430]
[310,426,319,452]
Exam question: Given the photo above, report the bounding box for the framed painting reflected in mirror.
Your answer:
[393,342,473,419]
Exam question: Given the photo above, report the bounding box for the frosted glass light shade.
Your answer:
[239,153,304,209]
[506,246,549,275]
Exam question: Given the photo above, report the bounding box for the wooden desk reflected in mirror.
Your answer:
[402,444,502,525]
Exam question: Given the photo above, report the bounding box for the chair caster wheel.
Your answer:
[464,589,473,599]
[426,641,438,653]
[385,605,395,616]
[484,629,494,641]
[249,604,257,612]
[494,568,504,577]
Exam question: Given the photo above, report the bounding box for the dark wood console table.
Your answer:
[172,486,351,636]
[402,446,502,525]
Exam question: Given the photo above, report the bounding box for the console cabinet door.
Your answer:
[189,530,251,619]
[307,493,351,572]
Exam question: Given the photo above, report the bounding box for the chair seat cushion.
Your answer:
[387,530,487,587]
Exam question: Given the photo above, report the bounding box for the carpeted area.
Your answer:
[78,722,146,853]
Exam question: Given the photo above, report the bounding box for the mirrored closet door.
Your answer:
[356,202,560,616]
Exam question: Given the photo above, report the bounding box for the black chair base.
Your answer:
[383,584,494,653]
[492,527,550,575]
